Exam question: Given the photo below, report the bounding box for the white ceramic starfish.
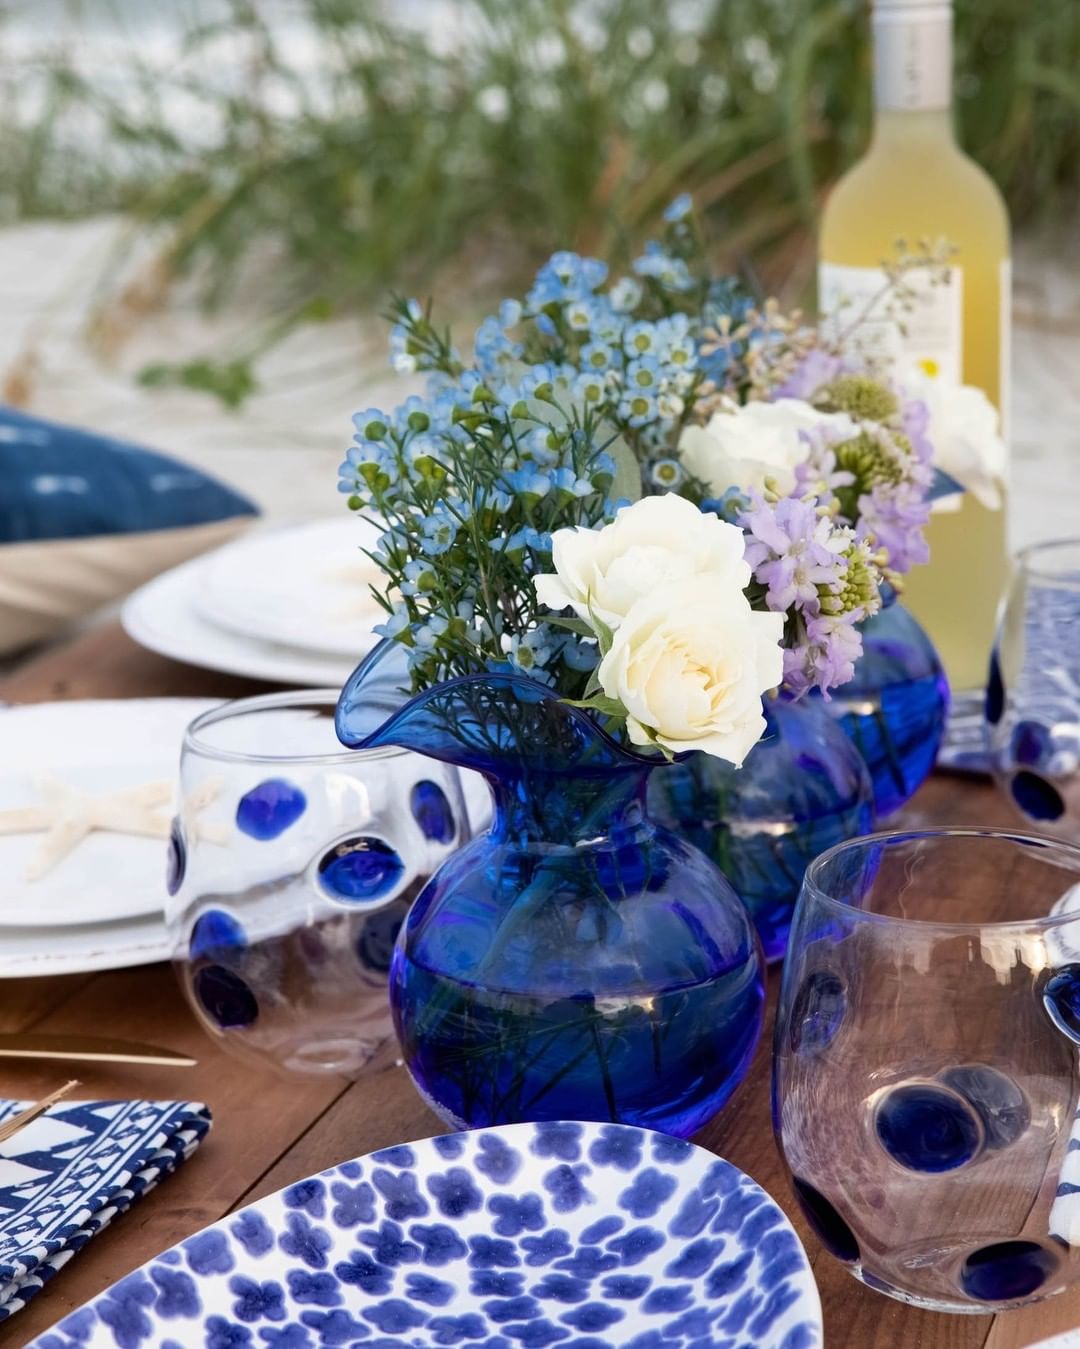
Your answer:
[0,777,173,881]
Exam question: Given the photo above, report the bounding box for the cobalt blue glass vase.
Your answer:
[824,599,949,819]
[337,645,766,1139]
[648,695,874,964]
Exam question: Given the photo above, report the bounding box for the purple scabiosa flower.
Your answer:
[857,482,931,575]
[775,348,844,401]
[742,495,846,613]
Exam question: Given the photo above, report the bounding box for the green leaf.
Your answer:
[563,693,627,718]
[586,601,616,658]
[540,614,596,638]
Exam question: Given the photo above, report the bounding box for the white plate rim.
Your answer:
[122,554,360,688]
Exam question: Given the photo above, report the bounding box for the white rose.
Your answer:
[678,397,857,498]
[900,362,1006,511]
[533,492,749,630]
[598,575,785,765]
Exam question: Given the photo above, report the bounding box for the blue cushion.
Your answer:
[0,406,256,544]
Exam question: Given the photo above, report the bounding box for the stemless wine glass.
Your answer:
[168,690,469,1076]
[986,538,1080,834]
[774,828,1080,1313]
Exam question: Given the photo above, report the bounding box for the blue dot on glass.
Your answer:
[789,971,846,1055]
[166,817,185,896]
[959,1240,1057,1302]
[875,1082,982,1172]
[1012,720,1053,768]
[1011,770,1065,822]
[791,1177,858,1262]
[985,650,1004,726]
[1043,964,1080,1043]
[189,909,248,963]
[939,1065,1030,1150]
[236,778,307,840]
[318,837,404,902]
[410,780,455,844]
[194,965,258,1029]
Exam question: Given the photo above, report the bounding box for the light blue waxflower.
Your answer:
[626,356,661,391]
[414,615,449,650]
[580,340,614,371]
[650,457,686,489]
[526,252,608,309]
[619,391,657,428]
[624,319,659,356]
[573,371,607,406]
[373,606,410,640]
[564,299,595,331]
[499,298,523,328]
[551,467,595,498]
[474,315,523,376]
[632,242,694,293]
[562,636,599,672]
[502,467,552,499]
[609,277,643,313]
[663,193,693,222]
[351,408,390,440]
[419,508,458,556]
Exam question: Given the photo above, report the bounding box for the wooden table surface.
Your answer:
[0,623,1075,1349]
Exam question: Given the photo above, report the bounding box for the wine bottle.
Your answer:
[818,0,1010,694]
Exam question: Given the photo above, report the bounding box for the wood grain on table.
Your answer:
[0,623,1075,1349]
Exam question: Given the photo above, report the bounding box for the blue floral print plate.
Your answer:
[29,1121,821,1349]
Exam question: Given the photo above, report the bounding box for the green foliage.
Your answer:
[2,0,1077,395]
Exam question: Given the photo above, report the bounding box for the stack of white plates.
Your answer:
[122,518,385,686]
[0,699,219,977]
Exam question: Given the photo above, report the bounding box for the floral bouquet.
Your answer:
[337,196,1006,766]
[329,199,1007,1128]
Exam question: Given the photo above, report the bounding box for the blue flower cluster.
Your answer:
[337,352,617,691]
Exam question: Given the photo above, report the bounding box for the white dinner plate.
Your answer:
[0,912,173,978]
[195,518,386,659]
[122,553,360,687]
[0,699,220,928]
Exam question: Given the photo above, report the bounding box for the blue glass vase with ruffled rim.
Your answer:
[823,592,949,819]
[648,693,874,963]
[336,641,766,1139]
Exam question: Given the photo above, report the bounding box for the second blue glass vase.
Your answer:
[648,695,874,963]
[337,646,766,1139]
[825,600,949,819]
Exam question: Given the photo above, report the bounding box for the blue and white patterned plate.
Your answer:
[29,1120,821,1349]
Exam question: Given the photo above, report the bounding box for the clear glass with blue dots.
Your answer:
[168,690,469,1076]
[773,827,1080,1312]
[987,538,1080,835]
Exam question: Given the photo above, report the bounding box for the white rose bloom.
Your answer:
[597,575,784,765]
[678,397,857,498]
[533,493,749,630]
[900,362,1007,511]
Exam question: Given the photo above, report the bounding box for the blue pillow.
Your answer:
[0,406,256,543]
[0,406,258,654]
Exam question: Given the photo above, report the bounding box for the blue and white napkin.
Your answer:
[0,1097,211,1320]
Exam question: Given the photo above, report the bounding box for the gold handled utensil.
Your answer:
[0,1080,80,1145]
[0,1034,196,1067]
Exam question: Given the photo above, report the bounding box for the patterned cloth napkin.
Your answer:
[0,1097,211,1321]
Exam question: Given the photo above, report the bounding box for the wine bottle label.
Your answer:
[874,4,952,111]
[818,261,963,383]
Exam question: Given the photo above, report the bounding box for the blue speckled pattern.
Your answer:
[27,1122,821,1349]
[0,1099,210,1323]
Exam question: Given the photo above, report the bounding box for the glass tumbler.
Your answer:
[774,828,1080,1313]
[168,690,469,1076]
[986,538,1080,834]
